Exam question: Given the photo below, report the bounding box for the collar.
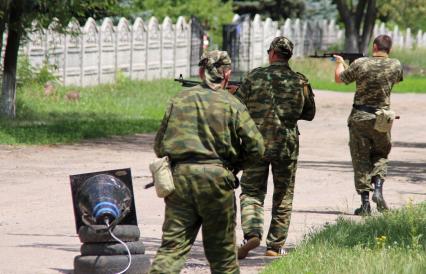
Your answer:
[372,52,388,58]
[202,81,222,91]
[270,61,290,67]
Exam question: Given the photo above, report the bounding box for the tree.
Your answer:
[131,0,234,47]
[304,0,338,21]
[335,0,377,53]
[0,0,122,119]
[0,0,10,59]
[378,0,426,33]
[233,0,305,21]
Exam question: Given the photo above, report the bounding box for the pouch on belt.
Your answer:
[149,156,175,198]
[374,109,396,133]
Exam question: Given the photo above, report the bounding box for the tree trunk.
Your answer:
[336,0,377,53]
[0,21,5,61]
[358,0,377,53]
[0,1,9,69]
[0,2,22,119]
[343,21,359,52]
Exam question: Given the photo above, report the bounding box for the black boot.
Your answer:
[354,191,371,216]
[372,176,389,212]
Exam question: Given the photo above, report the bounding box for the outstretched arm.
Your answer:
[334,55,346,83]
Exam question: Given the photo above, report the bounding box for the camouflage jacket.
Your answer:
[340,55,403,121]
[235,61,315,160]
[154,85,265,171]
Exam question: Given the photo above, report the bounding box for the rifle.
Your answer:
[309,52,365,65]
[174,74,241,90]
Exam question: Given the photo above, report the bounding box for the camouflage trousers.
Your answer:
[149,163,239,274]
[239,158,297,251]
[349,118,391,194]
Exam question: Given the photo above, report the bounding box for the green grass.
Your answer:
[392,47,426,72]
[262,202,426,274]
[0,77,181,144]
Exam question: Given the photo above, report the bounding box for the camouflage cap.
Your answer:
[269,36,294,56]
[198,50,232,83]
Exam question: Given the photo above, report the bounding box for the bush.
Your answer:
[17,55,58,86]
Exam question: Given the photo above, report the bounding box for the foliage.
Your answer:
[378,0,426,32]
[304,0,338,21]
[3,0,123,34]
[130,0,234,48]
[17,55,59,86]
[1,0,125,118]
[232,0,305,21]
[262,202,426,274]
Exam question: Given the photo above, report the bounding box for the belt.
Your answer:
[172,158,224,166]
[352,104,378,114]
[172,158,239,188]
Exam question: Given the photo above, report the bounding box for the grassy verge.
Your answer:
[0,77,181,144]
[262,202,426,274]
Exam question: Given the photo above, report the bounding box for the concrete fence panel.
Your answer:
[161,17,175,78]
[131,18,148,81]
[99,18,116,84]
[116,18,132,78]
[174,16,190,78]
[147,17,161,80]
[63,20,82,86]
[82,18,99,87]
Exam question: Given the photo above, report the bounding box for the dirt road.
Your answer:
[0,90,425,274]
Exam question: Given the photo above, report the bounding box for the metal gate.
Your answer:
[190,16,204,76]
[222,15,250,73]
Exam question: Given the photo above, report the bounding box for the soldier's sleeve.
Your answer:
[297,73,316,121]
[339,59,360,84]
[397,61,404,83]
[234,72,252,103]
[234,105,265,170]
[153,102,173,157]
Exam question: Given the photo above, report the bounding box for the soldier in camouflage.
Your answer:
[149,50,265,274]
[334,34,403,215]
[235,36,316,258]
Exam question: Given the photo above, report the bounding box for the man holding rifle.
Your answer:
[149,50,264,274]
[334,34,403,215]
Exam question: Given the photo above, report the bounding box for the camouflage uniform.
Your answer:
[149,51,264,274]
[235,37,315,253]
[339,54,403,194]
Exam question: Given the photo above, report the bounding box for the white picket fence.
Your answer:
[231,14,343,71]
[4,16,192,87]
[373,22,426,49]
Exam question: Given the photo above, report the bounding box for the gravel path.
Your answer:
[0,90,425,274]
